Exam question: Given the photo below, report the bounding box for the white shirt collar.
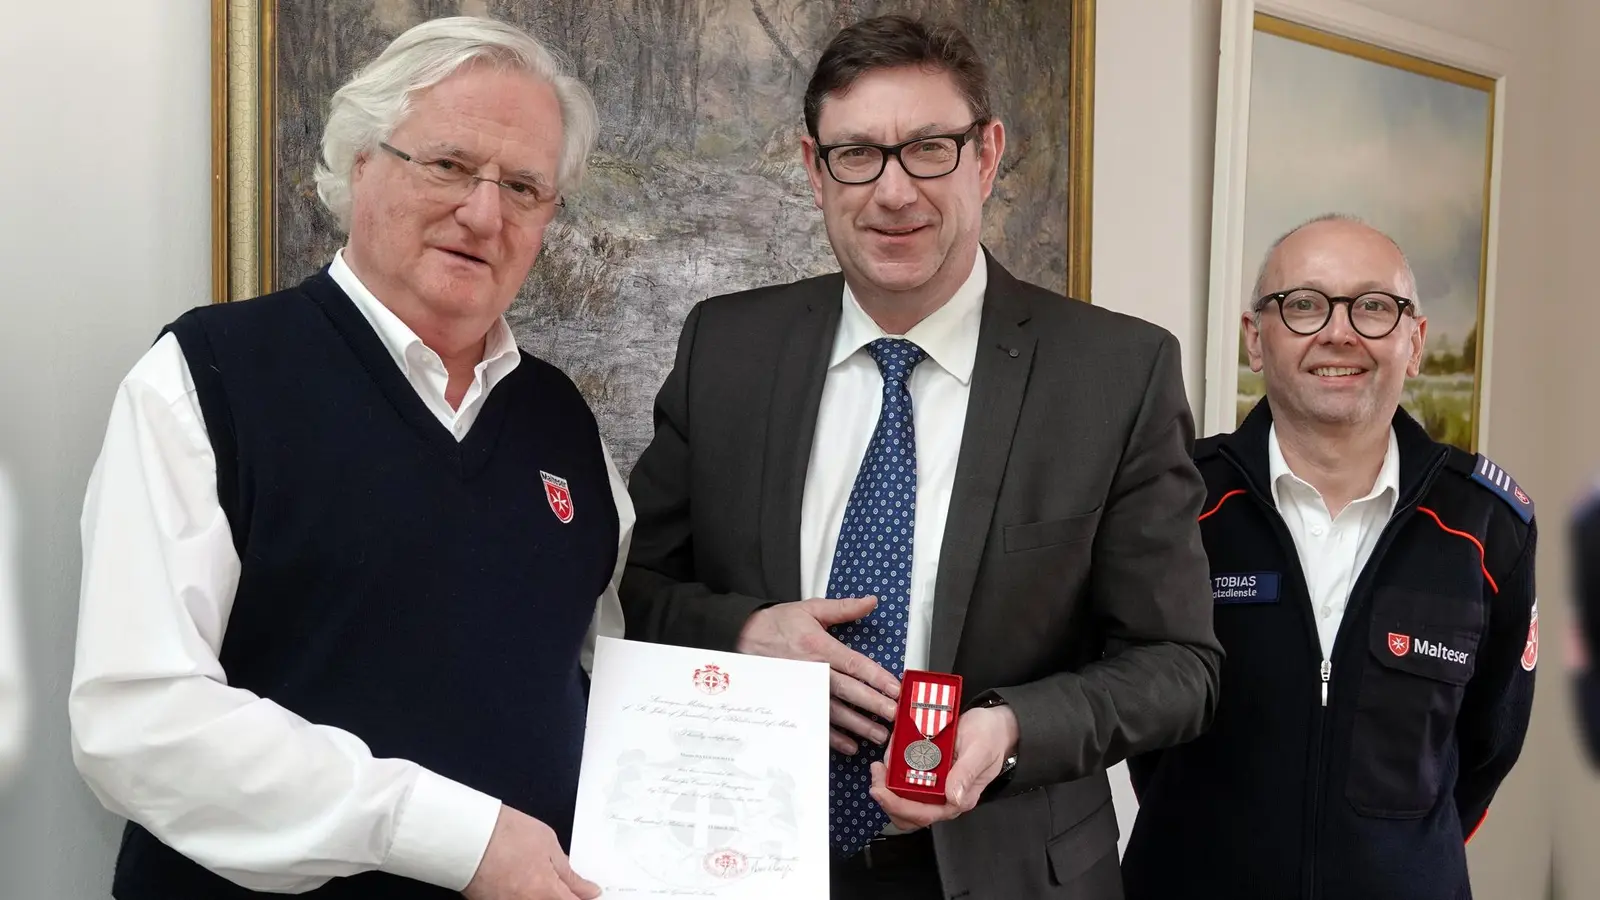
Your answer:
[1268,422,1401,511]
[328,248,519,377]
[829,245,987,385]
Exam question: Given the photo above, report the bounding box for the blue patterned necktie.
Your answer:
[826,337,928,858]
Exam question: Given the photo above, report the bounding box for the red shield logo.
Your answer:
[1514,485,1530,505]
[1522,607,1539,672]
[1388,633,1411,657]
[693,664,730,695]
[540,471,574,524]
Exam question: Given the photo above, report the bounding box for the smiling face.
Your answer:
[1243,218,1428,429]
[801,65,1003,313]
[344,63,563,345]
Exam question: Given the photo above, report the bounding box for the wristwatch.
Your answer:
[976,696,1019,779]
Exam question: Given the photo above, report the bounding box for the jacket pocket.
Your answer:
[1045,798,1119,886]
[1345,587,1482,818]
[1004,508,1101,553]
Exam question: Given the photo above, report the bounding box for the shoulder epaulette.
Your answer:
[1456,450,1535,524]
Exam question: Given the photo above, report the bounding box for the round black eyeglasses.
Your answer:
[1255,288,1416,339]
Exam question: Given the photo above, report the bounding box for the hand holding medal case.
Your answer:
[887,669,962,802]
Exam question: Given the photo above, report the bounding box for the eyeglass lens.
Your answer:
[826,138,963,184]
[1278,289,1403,337]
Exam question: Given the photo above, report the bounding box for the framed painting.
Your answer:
[1204,0,1508,451]
[211,0,1096,475]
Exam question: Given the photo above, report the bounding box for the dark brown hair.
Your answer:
[803,15,992,142]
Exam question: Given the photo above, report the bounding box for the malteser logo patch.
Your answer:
[1399,637,1472,666]
[1388,633,1410,657]
[1522,600,1539,672]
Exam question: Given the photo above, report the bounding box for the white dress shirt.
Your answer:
[70,249,633,894]
[1269,424,1399,660]
[799,247,985,674]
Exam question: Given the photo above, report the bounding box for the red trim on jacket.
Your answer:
[1465,809,1488,843]
[1417,507,1499,594]
[1199,489,1248,522]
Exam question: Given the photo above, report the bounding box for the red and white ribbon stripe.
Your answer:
[912,680,953,738]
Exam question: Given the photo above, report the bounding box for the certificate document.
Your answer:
[569,637,831,897]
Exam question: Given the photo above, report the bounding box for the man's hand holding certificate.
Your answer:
[570,638,831,897]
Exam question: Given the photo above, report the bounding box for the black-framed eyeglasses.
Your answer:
[1255,287,1417,339]
[377,142,564,213]
[814,121,986,185]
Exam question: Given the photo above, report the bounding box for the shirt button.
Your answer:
[1311,525,1326,537]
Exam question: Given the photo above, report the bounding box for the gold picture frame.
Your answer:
[211,0,276,304]
[209,0,1094,304]
[1066,0,1095,302]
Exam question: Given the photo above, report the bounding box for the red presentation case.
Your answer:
[886,669,963,803]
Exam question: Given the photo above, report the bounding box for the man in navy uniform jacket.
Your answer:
[70,17,630,900]
[1122,215,1537,900]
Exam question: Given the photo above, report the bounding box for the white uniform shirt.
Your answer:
[799,247,985,674]
[70,249,633,893]
[1268,424,1400,660]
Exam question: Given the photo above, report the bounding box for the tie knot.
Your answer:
[866,338,927,386]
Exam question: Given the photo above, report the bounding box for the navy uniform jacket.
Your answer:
[1122,402,1537,900]
[1574,481,1600,764]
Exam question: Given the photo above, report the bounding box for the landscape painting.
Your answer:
[215,0,1094,475]
[1236,13,1495,450]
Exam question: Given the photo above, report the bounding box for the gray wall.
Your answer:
[0,1,211,897]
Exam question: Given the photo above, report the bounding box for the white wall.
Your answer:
[1092,0,1223,413]
[1090,0,1226,850]
[0,1,213,897]
[1548,0,1600,894]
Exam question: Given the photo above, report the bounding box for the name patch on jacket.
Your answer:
[1212,572,1280,604]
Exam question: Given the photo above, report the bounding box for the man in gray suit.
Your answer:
[621,15,1220,899]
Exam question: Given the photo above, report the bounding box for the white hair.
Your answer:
[313,16,599,232]
[1249,212,1421,318]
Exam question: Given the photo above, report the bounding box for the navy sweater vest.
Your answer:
[111,272,618,899]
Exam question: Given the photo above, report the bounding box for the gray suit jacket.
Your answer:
[620,250,1222,899]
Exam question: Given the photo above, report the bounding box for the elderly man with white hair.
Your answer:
[70,17,628,900]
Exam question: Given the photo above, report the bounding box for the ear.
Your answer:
[977,120,1006,201]
[801,137,826,210]
[1405,315,1429,378]
[1242,312,1266,373]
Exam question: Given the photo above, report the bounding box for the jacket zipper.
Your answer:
[1218,444,1449,900]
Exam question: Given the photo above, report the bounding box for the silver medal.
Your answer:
[903,738,942,772]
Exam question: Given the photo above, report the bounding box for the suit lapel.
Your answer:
[928,256,1036,672]
[759,276,843,602]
